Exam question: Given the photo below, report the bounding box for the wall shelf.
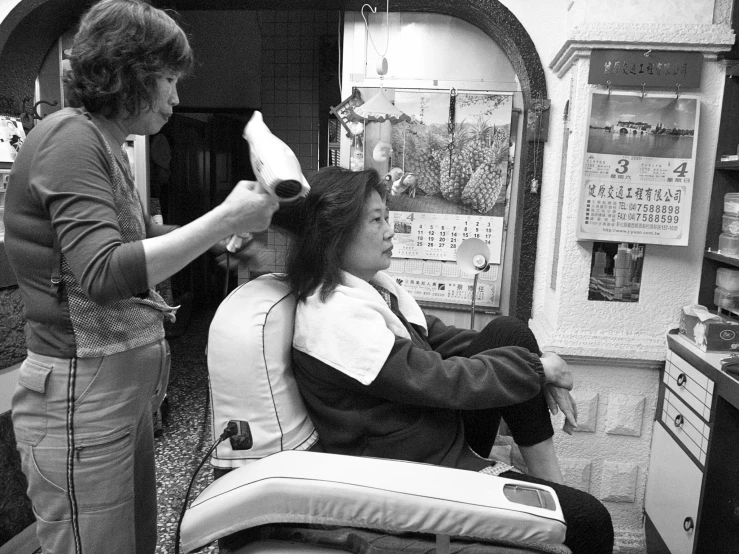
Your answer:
[715,160,739,170]
[698,71,739,309]
[705,250,739,268]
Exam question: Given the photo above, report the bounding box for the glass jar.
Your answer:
[717,267,739,292]
[719,233,739,257]
[725,193,739,215]
[715,286,739,312]
[723,213,739,235]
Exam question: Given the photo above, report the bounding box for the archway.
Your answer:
[0,0,547,320]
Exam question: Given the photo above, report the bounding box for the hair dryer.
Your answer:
[227,111,310,252]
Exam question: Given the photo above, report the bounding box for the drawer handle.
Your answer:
[676,373,687,387]
[674,414,684,428]
[683,517,694,532]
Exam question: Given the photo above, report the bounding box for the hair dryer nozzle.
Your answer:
[273,179,304,200]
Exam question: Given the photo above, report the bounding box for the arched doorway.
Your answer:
[0,0,547,320]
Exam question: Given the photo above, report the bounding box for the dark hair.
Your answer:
[64,0,194,119]
[284,167,386,302]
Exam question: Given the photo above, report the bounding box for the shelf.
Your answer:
[715,160,739,170]
[705,250,739,268]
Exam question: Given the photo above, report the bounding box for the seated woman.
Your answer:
[284,167,613,554]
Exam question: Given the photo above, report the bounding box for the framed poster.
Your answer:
[358,88,515,310]
[576,90,699,246]
[0,115,25,162]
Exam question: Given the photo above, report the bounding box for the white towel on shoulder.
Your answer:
[293,271,427,386]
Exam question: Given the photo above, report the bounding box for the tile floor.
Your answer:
[155,308,218,554]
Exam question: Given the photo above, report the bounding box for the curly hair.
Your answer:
[64,0,194,119]
[284,167,386,302]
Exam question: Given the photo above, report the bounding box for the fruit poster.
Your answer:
[358,88,514,309]
[576,90,699,246]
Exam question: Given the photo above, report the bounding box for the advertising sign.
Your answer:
[576,90,699,246]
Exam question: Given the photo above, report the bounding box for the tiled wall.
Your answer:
[493,359,660,552]
[239,10,338,282]
[258,9,338,175]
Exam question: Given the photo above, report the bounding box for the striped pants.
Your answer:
[12,339,169,554]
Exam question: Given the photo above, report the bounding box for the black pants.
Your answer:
[461,316,553,454]
[459,316,614,554]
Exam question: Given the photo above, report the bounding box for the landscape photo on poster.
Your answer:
[587,93,696,159]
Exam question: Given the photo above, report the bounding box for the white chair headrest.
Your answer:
[207,274,317,468]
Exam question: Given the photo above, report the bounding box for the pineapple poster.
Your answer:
[373,89,514,309]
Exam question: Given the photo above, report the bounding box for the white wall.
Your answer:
[496,0,735,361]
[0,0,23,25]
[341,11,523,326]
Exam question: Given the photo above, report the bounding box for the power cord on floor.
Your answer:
[173,422,239,554]
[222,251,231,299]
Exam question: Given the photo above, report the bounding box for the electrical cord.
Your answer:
[173,422,239,554]
[223,251,231,299]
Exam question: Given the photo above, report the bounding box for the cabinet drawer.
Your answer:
[665,350,714,421]
[662,388,710,465]
[645,424,702,554]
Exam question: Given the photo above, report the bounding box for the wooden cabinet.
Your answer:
[645,332,739,553]
[645,425,702,554]
[645,342,712,554]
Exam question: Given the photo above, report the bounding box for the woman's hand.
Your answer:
[545,385,579,434]
[142,181,278,288]
[223,180,279,235]
[540,351,573,390]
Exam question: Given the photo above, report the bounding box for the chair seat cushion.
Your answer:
[180,451,567,553]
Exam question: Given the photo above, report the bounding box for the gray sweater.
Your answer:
[5,108,162,357]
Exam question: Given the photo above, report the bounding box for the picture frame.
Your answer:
[329,88,364,136]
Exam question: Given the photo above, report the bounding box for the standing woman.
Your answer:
[4,1,278,552]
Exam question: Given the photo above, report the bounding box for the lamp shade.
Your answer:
[352,90,412,123]
[456,238,491,274]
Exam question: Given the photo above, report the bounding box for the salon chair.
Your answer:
[179,274,571,554]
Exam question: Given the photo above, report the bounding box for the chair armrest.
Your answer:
[180,450,566,553]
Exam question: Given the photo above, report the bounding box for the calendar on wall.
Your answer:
[576,90,699,246]
[365,88,517,311]
[387,257,499,307]
[390,211,503,263]
[389,211,504,309]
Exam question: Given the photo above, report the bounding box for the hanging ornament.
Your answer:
[376,56,388,76]
[362,1,390,78]
[352,90,410,123]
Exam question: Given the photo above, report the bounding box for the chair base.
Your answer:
[220,524,571,554]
